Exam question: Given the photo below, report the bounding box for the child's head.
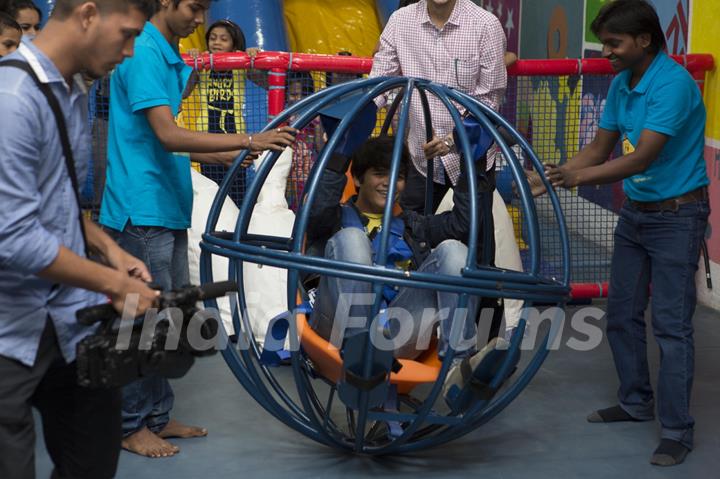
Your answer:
[9,0,41,38]
[286,72,313,105]
[205,19,245,53]
[0,12,20,57]
[326,51,362,88]
[156,0,210,40]
[351,136,409,214]
[590,0,665,71]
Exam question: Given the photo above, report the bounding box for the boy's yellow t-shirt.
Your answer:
[360,212,412,271]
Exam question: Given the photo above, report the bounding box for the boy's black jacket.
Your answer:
[306,153,495,268]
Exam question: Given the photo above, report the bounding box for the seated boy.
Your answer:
[307,135,511,407]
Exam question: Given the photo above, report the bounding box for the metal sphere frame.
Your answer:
[199,77,571,455]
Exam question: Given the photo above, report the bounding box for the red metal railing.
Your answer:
[185,52,714,118]
[183,52,715,300]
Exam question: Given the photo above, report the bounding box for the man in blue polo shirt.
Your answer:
[545,0,709,467]
[100,0,296,459]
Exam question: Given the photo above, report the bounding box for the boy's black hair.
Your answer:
[590,0,666,54]
[0,11,21,32]
[7,0,41,21]
[351,136,409,183]
[51,0,156,20]
[205,18,246,51]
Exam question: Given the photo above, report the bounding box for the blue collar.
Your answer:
[18,39,64,85]
[618,51,668,95]
[143,21,184,66]
[16,40,86,94]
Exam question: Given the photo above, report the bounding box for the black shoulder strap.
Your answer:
[0,59,88,255]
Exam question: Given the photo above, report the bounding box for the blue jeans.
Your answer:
[607,200,709,449]
[108,224,190,436]
[313,228,479,360]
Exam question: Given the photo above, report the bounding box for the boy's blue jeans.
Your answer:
[313,228,479,360]
[607,200,709,450]
[108,224,189,436]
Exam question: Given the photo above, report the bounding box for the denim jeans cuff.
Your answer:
[146,415,170,434]
[619,402,655,421]
[661,427,694,450]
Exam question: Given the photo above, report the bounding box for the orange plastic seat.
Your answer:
[296,311,442,395]
[299,166,439,395]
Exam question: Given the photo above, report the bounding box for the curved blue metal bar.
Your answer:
[353,79,417,451]
[444,88,571,288]
[379,82,489,448]
[201,241,568,304]
[198,252,332,446]
[199,76,573,454]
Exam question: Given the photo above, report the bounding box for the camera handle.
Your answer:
[76,281,239,326]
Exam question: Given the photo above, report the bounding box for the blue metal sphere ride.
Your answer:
[199,76,571,455]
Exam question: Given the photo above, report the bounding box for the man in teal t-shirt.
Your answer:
[545,0,709,467]
[100,0,296,459]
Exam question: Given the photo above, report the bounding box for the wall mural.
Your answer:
[585,0,689,53]
[512,0,692,213]
[472,0,521,55]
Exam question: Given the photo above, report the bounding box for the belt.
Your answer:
[628,186,708,212]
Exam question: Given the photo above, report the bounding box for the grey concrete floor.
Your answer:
[36,300,720,478]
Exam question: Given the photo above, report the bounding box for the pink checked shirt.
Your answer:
[370,0,507,185]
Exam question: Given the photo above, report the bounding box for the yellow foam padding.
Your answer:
[284,0,382,56]
[690,0,720,141]
[179,23,210,158]
[508,205,528,250]
[179,24,208,54]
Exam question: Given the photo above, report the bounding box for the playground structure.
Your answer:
[177,50,714,299]
[198,76,571,453]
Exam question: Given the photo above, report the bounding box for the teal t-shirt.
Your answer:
[599,51,708,202]
[100,22,193,231]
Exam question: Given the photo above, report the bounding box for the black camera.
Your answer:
[75,281,237,388]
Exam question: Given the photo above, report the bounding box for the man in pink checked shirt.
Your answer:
[370,0,507,213]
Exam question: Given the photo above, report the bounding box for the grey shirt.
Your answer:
[0,41,105,367]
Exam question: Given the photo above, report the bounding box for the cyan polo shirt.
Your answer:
[100,21,193,231]
[599,51,708,202]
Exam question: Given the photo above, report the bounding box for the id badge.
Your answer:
[622,135,636,155]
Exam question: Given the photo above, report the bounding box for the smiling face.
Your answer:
[207,25,233,53]
[165,0,210,39]
[0,26,21,57]
[354,168,406,215]
[81,5,146,79]
[15,7,41,38]
[598,28,651,73]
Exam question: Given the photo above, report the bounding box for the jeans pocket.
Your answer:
[125,224,165,241]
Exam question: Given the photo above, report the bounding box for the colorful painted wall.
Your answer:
[515,0,691,180]
[689,0,720,308]
[513,0,717,306]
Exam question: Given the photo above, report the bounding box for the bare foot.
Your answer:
[122,426,179,458]
[525,169,548,197]
[157,419,208,439]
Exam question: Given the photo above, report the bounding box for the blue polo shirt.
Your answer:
[100,22,193,231]
[599,51,708,202]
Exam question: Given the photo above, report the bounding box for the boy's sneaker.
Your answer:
[442,337,518,414]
